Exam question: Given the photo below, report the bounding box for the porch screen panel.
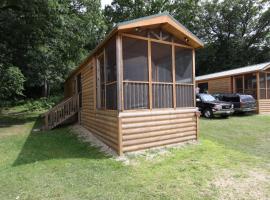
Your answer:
[123,37,148,81]
[175,47,193,84]
[176,84,194,107]
[175,46,193,107]
[123,37,149,109]
[124,83,148,110]
[105,37,117,109]
[267,74,270,99]
[151,42,173,108]
[260,73,266,99]
[97,54,105,109]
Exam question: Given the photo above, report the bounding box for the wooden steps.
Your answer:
[43,94,80,130]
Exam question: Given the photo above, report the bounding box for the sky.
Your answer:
[101,0,113,8]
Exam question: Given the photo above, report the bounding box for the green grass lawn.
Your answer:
[0,107,270,200]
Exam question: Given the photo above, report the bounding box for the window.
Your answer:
[198,82,208,93]
[96,37,117,110]
[123,37,149,109]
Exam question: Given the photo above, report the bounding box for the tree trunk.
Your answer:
[43,79,48,97]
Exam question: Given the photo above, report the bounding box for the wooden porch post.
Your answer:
[172,44,176,109]
[116,34,123,155]
[256,72,260,114]
[192,49,196,107]
[148,39,153,110]
[116,34,123,111]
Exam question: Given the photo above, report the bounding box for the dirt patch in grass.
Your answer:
[211,168,270,200]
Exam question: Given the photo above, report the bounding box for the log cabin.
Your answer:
[196,62,270,114]
[44,13,204,155]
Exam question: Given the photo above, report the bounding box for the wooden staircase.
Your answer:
[43,94,80,130]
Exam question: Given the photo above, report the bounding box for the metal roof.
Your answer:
[196,62,270,81]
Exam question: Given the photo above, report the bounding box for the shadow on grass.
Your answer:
[12,116,107,166]
[0,114,38,128]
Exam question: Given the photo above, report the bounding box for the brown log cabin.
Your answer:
[44,13,204,155]
[196,62,270,114]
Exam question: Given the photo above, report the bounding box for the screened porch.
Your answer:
[233,71,270,100]
[96,28,195,111]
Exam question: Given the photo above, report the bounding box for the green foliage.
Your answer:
[0,64,25,101]
[21,96,63,111]
[0,0,106,97]
[1,96,62,111]
[196,0,270,75]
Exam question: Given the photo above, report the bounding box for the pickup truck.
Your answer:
[196,93,234,118]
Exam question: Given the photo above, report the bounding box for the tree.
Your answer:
[104,0,173,31]
[0,0,106,98]
[196,0,270,75]
[0,64,25,101]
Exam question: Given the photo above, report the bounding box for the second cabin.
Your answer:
[196,62,270,114]
[44,13,204,155]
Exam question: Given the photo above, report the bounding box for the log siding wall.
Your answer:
[65,59,119,152]
[202,77,232,94]
[258,99,270,114]
[119,109,198,152]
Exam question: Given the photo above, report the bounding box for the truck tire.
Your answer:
[203,108,213,118]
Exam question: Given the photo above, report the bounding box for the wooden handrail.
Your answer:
[43,94,80,130]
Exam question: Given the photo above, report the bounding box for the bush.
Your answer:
[23,96,63,111]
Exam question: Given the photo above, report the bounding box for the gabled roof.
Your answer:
[116,12,204,48]
[196,62,270,81]
[66,13,203,81]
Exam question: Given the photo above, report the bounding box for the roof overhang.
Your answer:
[196,62,270,82]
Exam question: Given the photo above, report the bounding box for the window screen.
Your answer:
[151,42,172,82]
[175,47,193,83]
[123,37,148,81]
